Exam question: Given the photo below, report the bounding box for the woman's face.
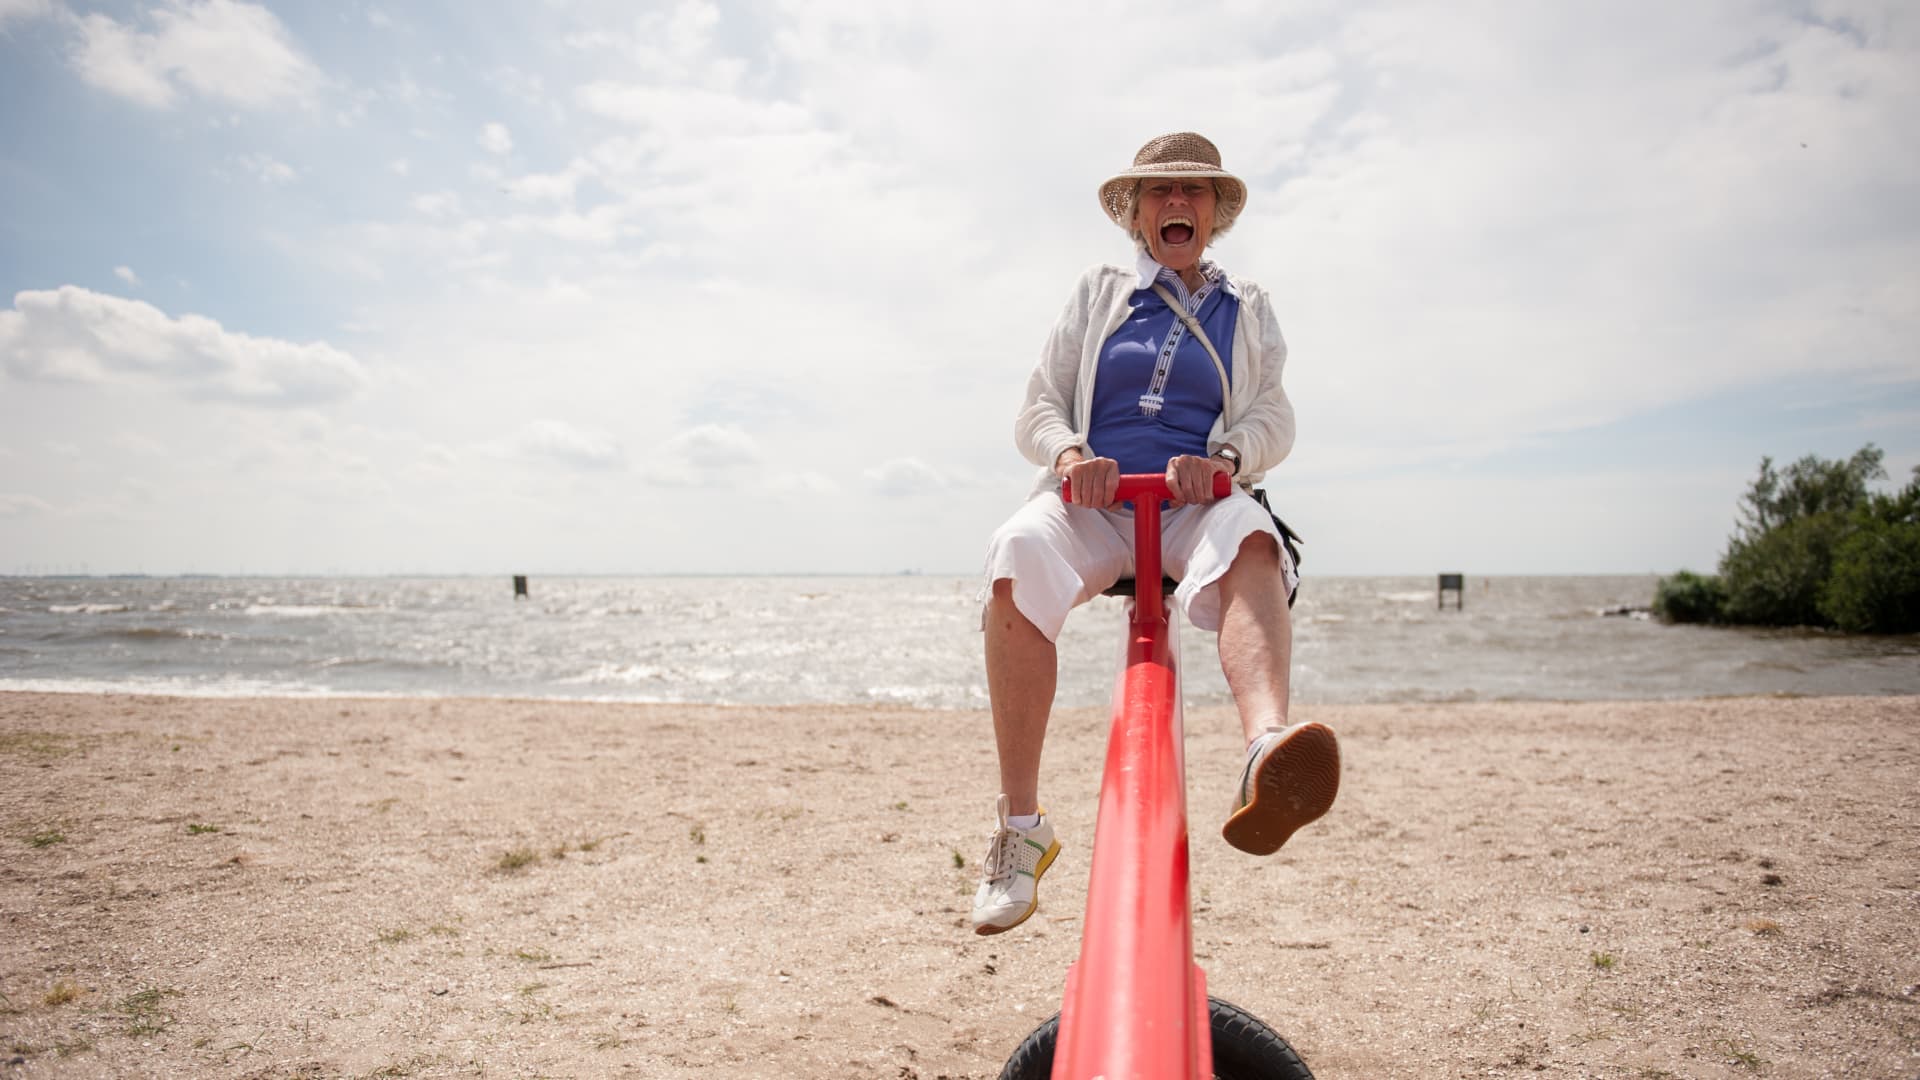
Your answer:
[1135,179,1216,272]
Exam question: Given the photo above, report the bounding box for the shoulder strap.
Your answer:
[1150,283,1231,408]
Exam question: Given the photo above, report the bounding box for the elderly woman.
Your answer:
[971,133,1340,936]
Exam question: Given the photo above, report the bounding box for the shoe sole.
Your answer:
[972,840,1062,936]
[1221,722,1340,856]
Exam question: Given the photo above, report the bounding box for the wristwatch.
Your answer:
[1212,445,1242,476]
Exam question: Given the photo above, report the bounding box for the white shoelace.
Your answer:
[983,828,1017,887]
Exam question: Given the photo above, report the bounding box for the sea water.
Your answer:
[1,575,1915,707]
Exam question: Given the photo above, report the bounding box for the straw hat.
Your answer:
[1097,132,1247,232]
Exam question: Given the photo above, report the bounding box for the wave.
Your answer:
[48,603,133,615]
[41,625,234,645]
[0,676,763,707]
[308,656,453,673]
[0,675,347,698]
[242,604,373,618]
[116,626,228,641]
[314,656,383,669]
[861,683,982,708]
[560,663,669,685]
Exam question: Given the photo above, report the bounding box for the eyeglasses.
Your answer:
[1140,181,1214,200]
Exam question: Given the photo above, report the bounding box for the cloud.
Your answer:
[321,7,1916,466]
[496,204,631,245]
[0,493,53,517]
[662,424,762,462]
[68,0,322,110]
[410,190,462,217]
[575,81,811,137]
[0,0,53,28]
[114,432,166,456]
[487,419,625,471]
[765,470,841,497]
[503,160,592,204]
[479,121,513,155]
[561,2,722,72]
[488,65,548,106]
[1247,3,1920,461]
[234,152,295,184]
[0,286,369,406]
[113,265,139,286]
[648,424,763,486]
[865,457,953,497]
[8,2,1915,577]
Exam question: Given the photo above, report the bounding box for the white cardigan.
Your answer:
[1014,262,1295,496]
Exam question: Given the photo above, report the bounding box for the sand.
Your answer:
[1,691,1916,1079]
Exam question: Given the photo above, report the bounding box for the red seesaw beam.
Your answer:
[1052,472,1229,1079]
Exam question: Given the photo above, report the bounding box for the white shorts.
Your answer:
[981,488,1300,642]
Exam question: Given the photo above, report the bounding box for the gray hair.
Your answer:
[1124,178,1237,250]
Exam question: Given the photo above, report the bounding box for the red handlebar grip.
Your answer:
[1062,471,1232,504]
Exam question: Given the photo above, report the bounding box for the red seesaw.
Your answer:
[998,472,1313,1080]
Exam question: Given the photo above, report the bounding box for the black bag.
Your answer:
[1250,488,1303,607]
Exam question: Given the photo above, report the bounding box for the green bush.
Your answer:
[1719,511,1847,627]
[1820,519,1920,633]
[1653,570,1726,624]
[1661,446,1919,633]
[1736,446,1884,538]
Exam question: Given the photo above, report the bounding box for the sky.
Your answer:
[1,0,1916,577]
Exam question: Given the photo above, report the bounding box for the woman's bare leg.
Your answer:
[1215,533,1293,743]
[984,578,1056,816]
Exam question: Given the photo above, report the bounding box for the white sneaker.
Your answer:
[970,794,1062,936]
[1221,721,1340,856]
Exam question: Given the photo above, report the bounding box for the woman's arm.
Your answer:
[1218,287,1295,474]
[1014,270,1099,470]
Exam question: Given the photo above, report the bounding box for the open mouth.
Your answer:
[1159,215,1195,246]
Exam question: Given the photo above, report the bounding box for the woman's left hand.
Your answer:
[1165,454,1230,508]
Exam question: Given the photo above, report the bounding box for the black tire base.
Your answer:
[998,996,1313,1079]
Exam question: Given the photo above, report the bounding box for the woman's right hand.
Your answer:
[1058,452,1120,509]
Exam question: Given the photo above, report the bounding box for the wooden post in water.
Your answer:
[1438,573,1464,611]
[513,575,528,600]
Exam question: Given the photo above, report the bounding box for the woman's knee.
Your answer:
[986,577,1050,641]
[1227,531,1280,574]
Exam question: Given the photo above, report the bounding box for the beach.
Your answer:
[2,691,1916,1079]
